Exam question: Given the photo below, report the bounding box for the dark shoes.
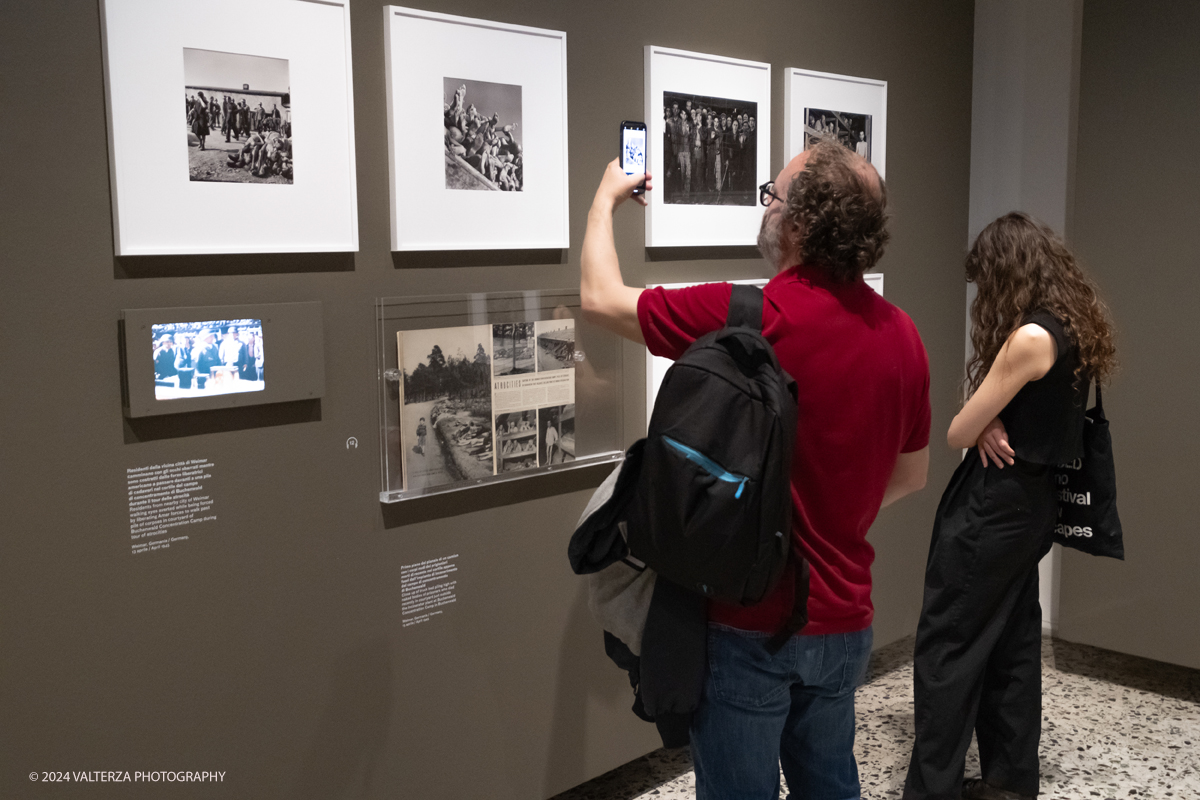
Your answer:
[962,778,1035,800]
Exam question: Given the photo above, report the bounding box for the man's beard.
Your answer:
[757,210,786,271]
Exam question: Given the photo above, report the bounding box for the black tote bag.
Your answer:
[1053,383,1124,559]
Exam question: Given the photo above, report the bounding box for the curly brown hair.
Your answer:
[783,138,890,282]
[965,212,1116,394]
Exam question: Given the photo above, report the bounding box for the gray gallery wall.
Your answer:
[1057,0,1200,670]
[0,1,974,798]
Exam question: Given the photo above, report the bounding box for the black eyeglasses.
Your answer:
[759,181,784,207]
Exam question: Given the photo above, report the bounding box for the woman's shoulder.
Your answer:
[1011,321,1056,349]
[1020,308,1073,358]
[1021,308,1068,338]
[1006,323,1058,382]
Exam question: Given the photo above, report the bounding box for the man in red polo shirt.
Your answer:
[582,138,931,799]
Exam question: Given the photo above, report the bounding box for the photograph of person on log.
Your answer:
[443,77,523,192]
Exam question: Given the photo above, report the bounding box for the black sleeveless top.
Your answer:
[996,310,1087,465]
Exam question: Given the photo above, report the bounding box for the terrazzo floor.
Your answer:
[550,637,1200,800]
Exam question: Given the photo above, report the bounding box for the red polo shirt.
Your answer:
[638,266,931,635]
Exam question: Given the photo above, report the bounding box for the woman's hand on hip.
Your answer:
[977,417,1015,468]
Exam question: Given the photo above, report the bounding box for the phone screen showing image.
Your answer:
[622,126,646,176]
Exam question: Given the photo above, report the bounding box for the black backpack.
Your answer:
[627,284,809,652]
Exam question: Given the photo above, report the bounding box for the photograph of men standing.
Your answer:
[580,138,931,799]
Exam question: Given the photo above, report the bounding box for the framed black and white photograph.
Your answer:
[785,68,887,178]
[645,46,771,247]
[152,318,265,399]
[661,91,759,207]
[443,78,523,192]
[99,0,358,255]
[802,107,872,162]
[398,325,495,492]
[384,7,569,251]
[183,48,293,184]
[534,319,575,371]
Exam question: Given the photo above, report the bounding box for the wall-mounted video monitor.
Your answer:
[151,318,265,400]
[122,302,323,418]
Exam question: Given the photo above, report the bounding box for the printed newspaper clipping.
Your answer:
[397,319,576,491]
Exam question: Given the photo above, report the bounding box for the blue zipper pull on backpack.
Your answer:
[662,436,752,498]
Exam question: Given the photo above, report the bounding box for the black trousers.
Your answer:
[902,455,1056,800]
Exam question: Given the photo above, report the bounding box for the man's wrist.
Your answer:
[589,196,615,219]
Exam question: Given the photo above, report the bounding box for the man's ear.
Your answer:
[785,217,803,244]
[783,217,805,259]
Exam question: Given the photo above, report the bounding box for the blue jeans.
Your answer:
[692,624,874,800]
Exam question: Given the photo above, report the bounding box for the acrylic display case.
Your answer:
[377,289,624,503]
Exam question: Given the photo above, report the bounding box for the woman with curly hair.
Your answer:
[903,212,1116,800]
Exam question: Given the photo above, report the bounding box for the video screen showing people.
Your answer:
[152,319,264,400]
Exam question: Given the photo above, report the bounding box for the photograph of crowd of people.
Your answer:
[493,322,536,376]
[152,319,264,400]
[538,405,575,465]
[443,77,523,192]
[661,91,758,206]
[496,410,539,473]
[399,326,494,492]
[803,107,872,163]
[183,48,293,184]
[534,320,575,371]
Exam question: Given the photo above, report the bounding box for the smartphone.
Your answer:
[620,120,647,195]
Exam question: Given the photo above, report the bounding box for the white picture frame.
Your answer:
[784,68,887,179]
[645,46,772,248]
[383,6,569,251]
[864,272,884,296]
[99,0,359,256]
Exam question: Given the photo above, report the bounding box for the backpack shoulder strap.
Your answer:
[726,284,764,332]
[764,554,810,654]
